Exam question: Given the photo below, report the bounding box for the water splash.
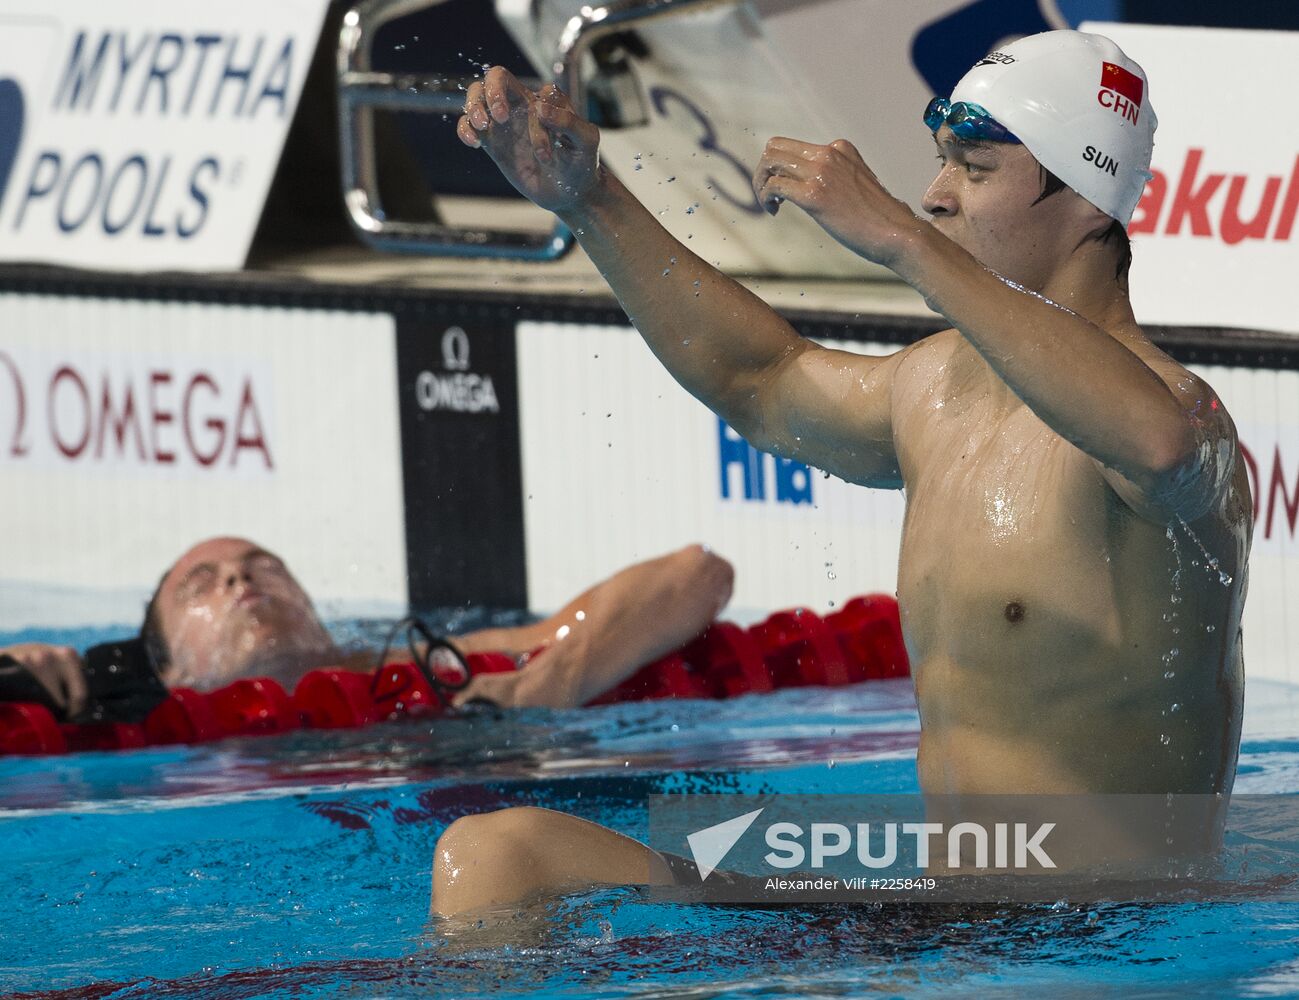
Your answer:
[1175,515,1233,586]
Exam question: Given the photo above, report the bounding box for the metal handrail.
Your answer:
[336,0,737,259]
[337,0,570,258]
[553,0,733,96]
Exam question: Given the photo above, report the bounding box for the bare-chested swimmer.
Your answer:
[427,30,1253,912]
[0,537,733,712]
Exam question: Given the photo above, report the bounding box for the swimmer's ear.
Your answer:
[1084,210,1114,242]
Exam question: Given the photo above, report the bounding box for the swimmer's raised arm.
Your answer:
[754,134,1234,522]
[457,68,904,486]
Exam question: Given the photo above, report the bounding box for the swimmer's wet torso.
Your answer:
[455,32,1251,801]
[892,329,1248,795]
[421,30,1260,914]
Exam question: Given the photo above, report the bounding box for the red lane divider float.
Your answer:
[0,594,908,756]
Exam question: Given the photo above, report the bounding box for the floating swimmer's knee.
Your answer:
[430,807,672,916]
[431,807,571,915]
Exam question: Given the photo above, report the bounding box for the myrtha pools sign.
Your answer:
[0,0,328,271]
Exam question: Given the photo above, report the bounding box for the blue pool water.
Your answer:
[3,621,1299,998]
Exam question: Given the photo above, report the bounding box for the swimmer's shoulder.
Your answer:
[885,327,967,388]
[902,327,963,360]
[1125,325,1239,429]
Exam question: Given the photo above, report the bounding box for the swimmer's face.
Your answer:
[922,127,1109,289]
[155,537,335,689]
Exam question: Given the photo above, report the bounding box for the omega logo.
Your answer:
[441,326,470,371]
[415,327,500,415]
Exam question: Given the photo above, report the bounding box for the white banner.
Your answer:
[0,347,275,478]
[0,0,329,272]
[0,296,406,629]
[517,321,906,620]
[517,322,1299,686]
[1084,22,1299,336]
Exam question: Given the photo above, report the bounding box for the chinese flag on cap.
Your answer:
[1100,61,1143,105]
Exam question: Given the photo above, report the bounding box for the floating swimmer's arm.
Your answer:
[752,136,1234,522]
[450,545,734,709]
[0,643,88,718]
[457,68,906,488]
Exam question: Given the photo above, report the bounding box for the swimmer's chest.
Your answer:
[893,388,1129,664]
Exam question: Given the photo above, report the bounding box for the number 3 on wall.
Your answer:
[648,86,763,217]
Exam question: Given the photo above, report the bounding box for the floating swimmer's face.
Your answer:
[154,537,336,690]
[922,127,1110,290]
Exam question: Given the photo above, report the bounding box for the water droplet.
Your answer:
[662,268,671,276]
[1160,734,1171,746]
[1164,671,1176,680]
[681,338,691,346]
[667,175,676,182]
[669,256,677,265]
[635,163,643,171]
[1206,624,1216,633]
[1170,702,1181,713]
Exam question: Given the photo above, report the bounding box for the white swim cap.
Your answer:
[950,30,1157,226]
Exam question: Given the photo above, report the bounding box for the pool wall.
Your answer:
[0,271,1296,684]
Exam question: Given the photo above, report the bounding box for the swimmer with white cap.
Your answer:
[435,30,1252,912]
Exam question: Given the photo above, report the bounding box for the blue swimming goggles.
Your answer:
[924,97,1021,144]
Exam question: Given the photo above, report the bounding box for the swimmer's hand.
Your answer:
[451,669,523,711]
[0,643,88,718]
[457,67,602,215]
[752,137,925,267]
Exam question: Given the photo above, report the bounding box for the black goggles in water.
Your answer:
[924,97,1021,144]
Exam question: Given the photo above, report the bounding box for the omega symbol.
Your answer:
[441,327,471,371]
